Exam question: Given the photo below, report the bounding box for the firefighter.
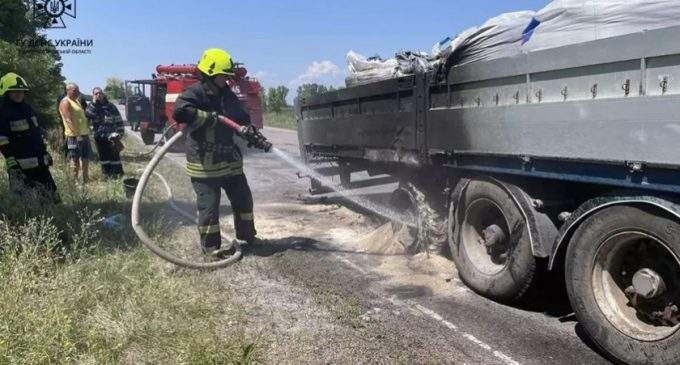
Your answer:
[173,48,265,258]
[85,87,124,178]
[0,72,58,200]
[59,82,91,183]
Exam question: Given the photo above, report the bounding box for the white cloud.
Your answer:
[286,60,345,104]
[298,60,341,80]
[289,60,343,89]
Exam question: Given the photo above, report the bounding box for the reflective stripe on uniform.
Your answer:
[5,157,17,168]
[195,110,210,127]
[198,224,221,235]
[239,213,254,221]
[186,167,243,178]
[109,161,122,165]
[186,160,243,178]
[0,136,8,146]
[31,116,38,127]
[9,119,29,132]
[100,161,111,165]
[16,157,39,169]
[186,160,242,171]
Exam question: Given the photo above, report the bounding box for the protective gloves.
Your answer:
[238,125,272,152]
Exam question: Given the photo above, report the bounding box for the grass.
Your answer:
[0,130,259,364]
[263,108,296,130]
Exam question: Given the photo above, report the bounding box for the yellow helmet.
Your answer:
[0,72,29,96]
[197,48,234,77]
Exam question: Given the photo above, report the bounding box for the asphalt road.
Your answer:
[125,120,612,364]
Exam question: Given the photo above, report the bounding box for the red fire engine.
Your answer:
[124,63,264,145]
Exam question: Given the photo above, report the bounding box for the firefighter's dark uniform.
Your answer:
[85,99,125,177]
[0,97,57,198]
[172,80,256,250]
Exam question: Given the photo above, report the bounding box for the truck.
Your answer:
[295,25,680,364]
[125,64,264,145]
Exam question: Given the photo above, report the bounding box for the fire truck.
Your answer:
[124,64,264,145]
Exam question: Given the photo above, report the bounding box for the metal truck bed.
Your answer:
[296,26,680,193]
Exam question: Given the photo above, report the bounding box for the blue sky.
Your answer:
[46,0,549,100]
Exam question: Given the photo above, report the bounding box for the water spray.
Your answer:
[131,114,412,269]
[271,148,416,228]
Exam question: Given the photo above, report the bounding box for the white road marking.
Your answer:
[336,254,521,365]
[463,333,492,351]
[414,304,458,330]
[409,300,520,365]
[493,351,521,365]
[128,130,522,365]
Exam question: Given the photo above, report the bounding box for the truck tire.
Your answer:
[565,205,680,365]
[390,183,425,254]
[450,180,536,302]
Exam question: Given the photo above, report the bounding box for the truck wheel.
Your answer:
[390,183,424,254]
[140,128,155,145]
[565,205,680,365]
[450,180,536,302]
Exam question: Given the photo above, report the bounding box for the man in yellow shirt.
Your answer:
[59,82,91,183]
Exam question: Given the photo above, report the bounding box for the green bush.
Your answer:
[0,138,257,363]
[264,108,296,130]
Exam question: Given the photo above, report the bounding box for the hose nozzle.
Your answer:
[218,115,273,152]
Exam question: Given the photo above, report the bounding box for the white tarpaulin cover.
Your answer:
[441,10,536,66]
[346,0,680,86]
[522,0,680,52]
[345,51,399,87]
[345,50,431,87]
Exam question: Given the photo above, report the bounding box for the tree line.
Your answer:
[262,83,337,113]
[102,77,338,114]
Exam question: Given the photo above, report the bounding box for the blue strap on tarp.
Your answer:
[522,17,541,44]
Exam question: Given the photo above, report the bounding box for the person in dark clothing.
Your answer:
[172,48,267,258]
[0,72,58,201]
[85,87,124,178]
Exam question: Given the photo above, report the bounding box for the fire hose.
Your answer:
[131,116,272,269]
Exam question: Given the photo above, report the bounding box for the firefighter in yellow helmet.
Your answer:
[0,72,58,201]
[173,48,268,258]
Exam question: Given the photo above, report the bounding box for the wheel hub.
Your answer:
[631,268,667,299]
[479,224,506,248]
[461,198,512,275]
[593,231,680,341]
